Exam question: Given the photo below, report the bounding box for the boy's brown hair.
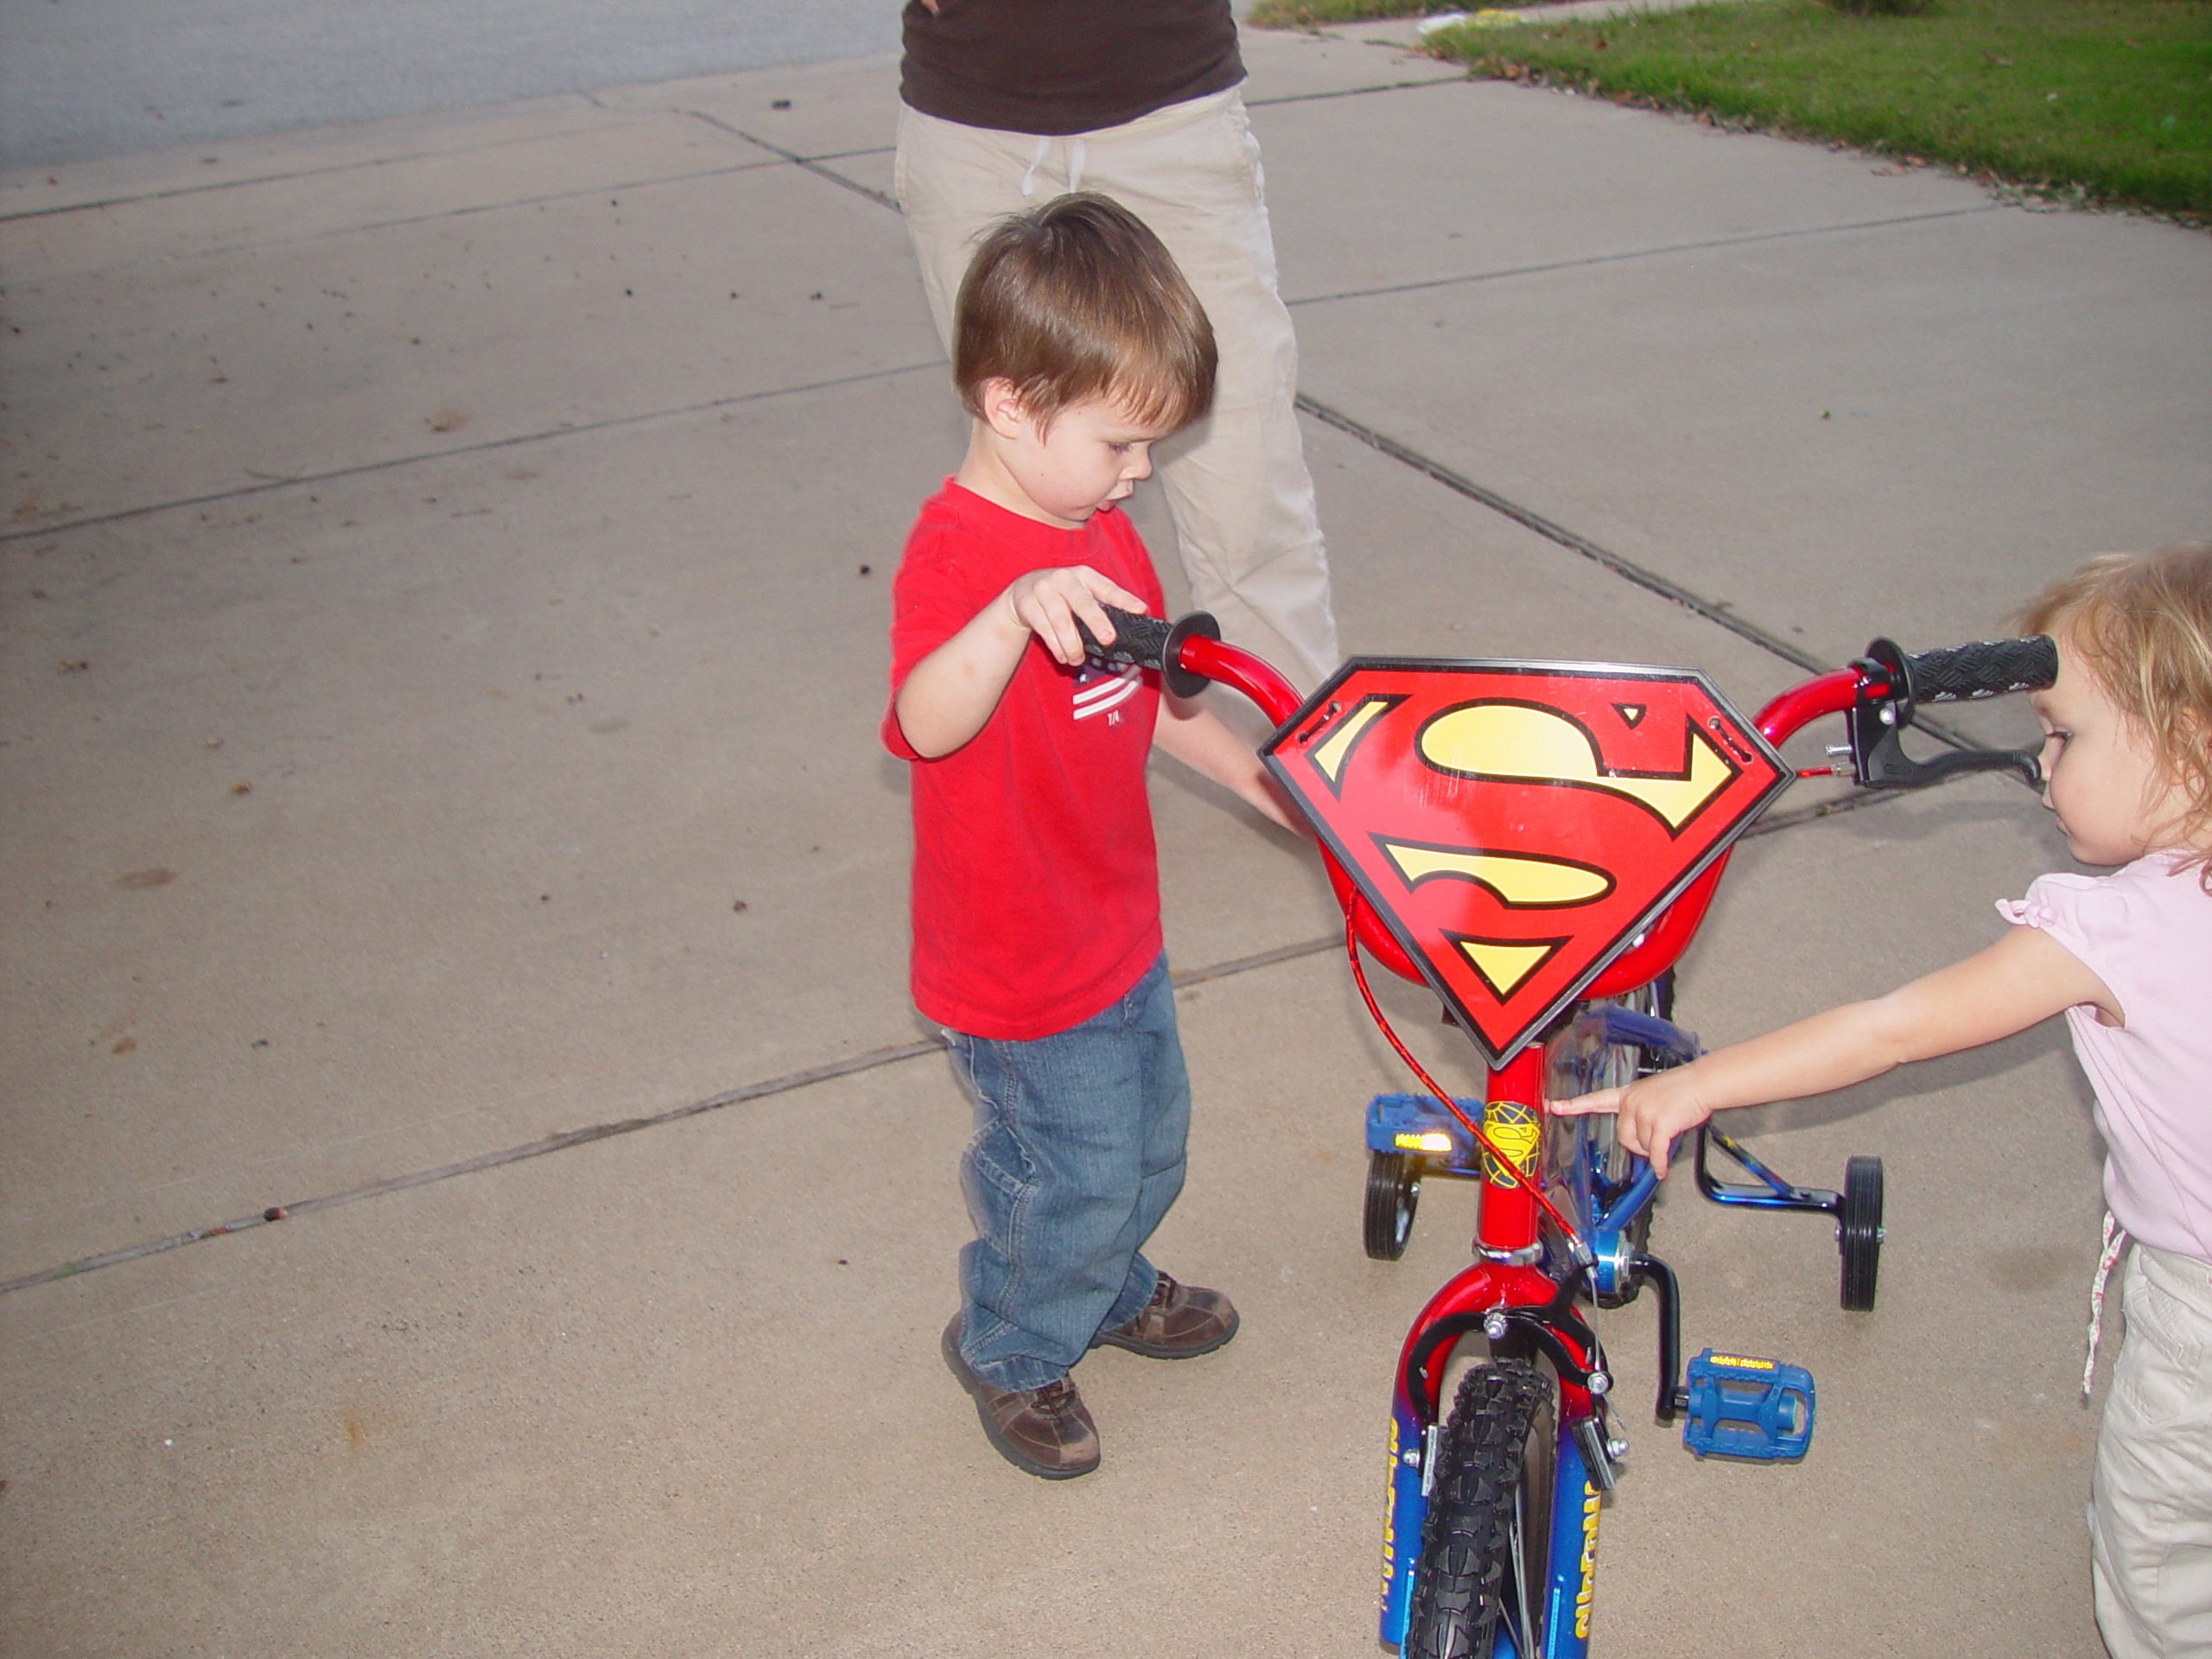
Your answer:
[952,192,1217,435]
[2018,543,2212,879]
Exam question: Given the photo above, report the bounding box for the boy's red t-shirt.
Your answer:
[882,480,1166,1040]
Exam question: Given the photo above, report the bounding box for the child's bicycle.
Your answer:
[1080,609,2056,1658]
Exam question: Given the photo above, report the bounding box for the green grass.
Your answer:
[1255,0,2212,221]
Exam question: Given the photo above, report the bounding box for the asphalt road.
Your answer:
[0,0,902,168]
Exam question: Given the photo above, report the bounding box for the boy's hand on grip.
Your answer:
[1005,566,1147,668]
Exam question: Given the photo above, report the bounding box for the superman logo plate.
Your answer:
[1265,658,1791,1066]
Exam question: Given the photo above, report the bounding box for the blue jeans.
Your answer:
[945,953,1191,1392]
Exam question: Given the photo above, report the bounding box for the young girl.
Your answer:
[1557,545,2212,1658]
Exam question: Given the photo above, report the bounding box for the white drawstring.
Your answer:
[1019,136,1050,200]
[2083,1210,2129,1402]
[1017,137,1086,200]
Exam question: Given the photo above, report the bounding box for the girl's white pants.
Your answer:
[2094,1242,2212,1657]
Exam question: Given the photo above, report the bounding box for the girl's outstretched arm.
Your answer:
[1554,925,2115,1176]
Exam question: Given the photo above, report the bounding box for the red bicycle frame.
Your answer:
[1182,631,1865,1414]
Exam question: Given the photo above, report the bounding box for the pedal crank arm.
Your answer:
[1628,1253,1687,1423]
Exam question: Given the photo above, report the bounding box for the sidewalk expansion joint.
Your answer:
[0,117,696,224]
[0,933,1344,1299]
[3,159,791,276]
[685,112,898,212]
[1246,77,1471,110]
[0,361,945,544]
[1284,204,2002,309]
[0,770,1918,1306]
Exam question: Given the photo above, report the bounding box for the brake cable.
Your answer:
[1342,912,1589,1255]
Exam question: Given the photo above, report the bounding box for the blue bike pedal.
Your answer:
[1681,1349,1815,1461]
[1364,1093,1483,1173]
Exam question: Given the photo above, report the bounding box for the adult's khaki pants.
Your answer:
[2092,1243,2212,1658]
[895,86,1340,694]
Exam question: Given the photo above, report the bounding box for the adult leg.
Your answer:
[893,103,1034,348]
[2090,1245,2212,1658]
[1076,88,1339,691]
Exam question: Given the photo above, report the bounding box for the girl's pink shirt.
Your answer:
[1998,851,2212,1263]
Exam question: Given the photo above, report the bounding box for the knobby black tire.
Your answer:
[1403,1363,1553,1659]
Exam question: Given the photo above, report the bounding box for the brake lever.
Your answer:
[1848,638,2043,791]
[1855,727,2043,790]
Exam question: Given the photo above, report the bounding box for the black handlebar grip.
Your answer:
[1073,607,1221,698]
[1075,606,1175,671]
[1904,635,2058,702]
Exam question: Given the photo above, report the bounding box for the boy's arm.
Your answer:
[1152,693,1305,835]
[895,565,1145,759]
[1555,924,2116,1176]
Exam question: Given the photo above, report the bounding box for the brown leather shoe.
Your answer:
[1091,1273,1239,1359]
[941,1316,1100,1480]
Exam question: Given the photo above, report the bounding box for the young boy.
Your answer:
[883,193,1297,1480]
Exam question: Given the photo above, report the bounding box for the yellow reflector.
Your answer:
[1393,1132,1456,1154]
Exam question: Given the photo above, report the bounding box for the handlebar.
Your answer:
[1072,607,1223,700]
[1898,635,2058,703]
[1075,604,1419,978]
[1846,634,2054,791]
[1078,605,2056,1002]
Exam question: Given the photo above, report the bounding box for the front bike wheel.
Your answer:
[1403,1361,1555,1659]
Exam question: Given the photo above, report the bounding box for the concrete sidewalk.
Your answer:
[3,19,2207,1657]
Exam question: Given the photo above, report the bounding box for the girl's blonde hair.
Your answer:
[2017,543,2212,881]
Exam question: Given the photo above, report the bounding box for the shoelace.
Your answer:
[1032,1376,1084,1421]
